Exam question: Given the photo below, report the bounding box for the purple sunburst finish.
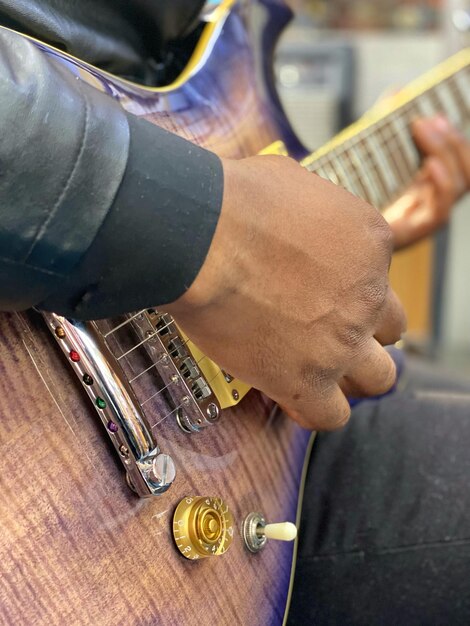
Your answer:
[0,2,313,625]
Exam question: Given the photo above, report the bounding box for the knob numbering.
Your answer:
[173,496,234,560]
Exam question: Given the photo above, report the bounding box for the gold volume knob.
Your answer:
[173,496,234,560]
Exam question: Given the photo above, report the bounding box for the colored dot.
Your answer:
[82,374,93,385]
[69,350,80,362]
[96,397,106,409]
[107,420,118,433]
[55,326,66,339]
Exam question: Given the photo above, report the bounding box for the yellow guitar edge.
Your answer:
[177,328,251,409]
[301,47,470,168]
[0,0,236,94]
[179,138,288,410]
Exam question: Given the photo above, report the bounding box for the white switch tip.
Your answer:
[262,522,297,542]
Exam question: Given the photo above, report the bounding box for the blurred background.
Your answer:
[274,0,470,369]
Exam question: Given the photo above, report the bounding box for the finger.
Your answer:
[443,126,470,188]
[279,383,351,431]
[412,117,466,193]
[340,337,397,398]
[424,155,461,217]
[374,287,407,346]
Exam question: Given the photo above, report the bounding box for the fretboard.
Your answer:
[301,48,470,209]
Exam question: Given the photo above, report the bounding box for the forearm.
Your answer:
[0,28,223,319]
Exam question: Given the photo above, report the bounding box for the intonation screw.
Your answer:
[232,389,240,401]
[206,403,220,421]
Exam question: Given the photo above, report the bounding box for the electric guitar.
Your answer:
[0,1,469,624]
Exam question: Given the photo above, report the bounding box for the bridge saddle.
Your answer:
[42,308,249,496]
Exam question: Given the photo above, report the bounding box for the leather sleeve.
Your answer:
[0,28,223,319]
[0,0,206,83]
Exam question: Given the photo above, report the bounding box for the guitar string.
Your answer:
[315,69,468,169]
[104,70,470,400]
[309,72,469,204]
[151,402,185,430]
[102,310,145,337]
[103,70,469,349]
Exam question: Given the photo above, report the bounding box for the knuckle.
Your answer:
[375,357,397,394]
[299,361,338,397]
[366,211,394,257]
[361,279,388,312]
[316,399,351,431]
[341,322,369,351]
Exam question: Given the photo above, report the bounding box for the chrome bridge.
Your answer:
[43,309,249,497]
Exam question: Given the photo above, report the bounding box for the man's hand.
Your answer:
[165,155,406,430]
[384,116,470,250]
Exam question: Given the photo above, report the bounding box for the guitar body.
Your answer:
[0,2,312,625]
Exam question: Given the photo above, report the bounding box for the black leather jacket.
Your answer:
[0,0,223,318]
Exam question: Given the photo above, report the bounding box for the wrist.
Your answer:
[165,157,246,315]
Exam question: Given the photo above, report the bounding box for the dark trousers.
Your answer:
[288,357,470,625]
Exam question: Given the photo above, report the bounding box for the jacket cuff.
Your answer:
[40,113,224,319]
[0,28,129,310]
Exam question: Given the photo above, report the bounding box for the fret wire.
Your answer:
[332,149,366,198]
[321,163,340,185]
[390,116,420,172]
[379,117,415,187]
[357,139,388,201]
[355,134,396,198]
[429,85,444,115]
[314,72,467,180]
[317,162,341,186]
[357,137,389,202]
[313,100,424,201]
[418,90,437,117]
[447,75,467,119]
[320,112,412,197]
[317,145,387,206]
[455,71,470,112]
[451,71,470,117]
[325,161,344,187]
[307,65,470,210]
[324,133,404,206]
[324,151,351,189]
[365,132,399,202]
[349,147,373,200]
[349,143,381,205]
[436,81,460,125]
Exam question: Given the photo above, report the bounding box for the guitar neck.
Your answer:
[301,48,470,209]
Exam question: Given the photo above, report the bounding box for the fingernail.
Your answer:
[433,115,451,133]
